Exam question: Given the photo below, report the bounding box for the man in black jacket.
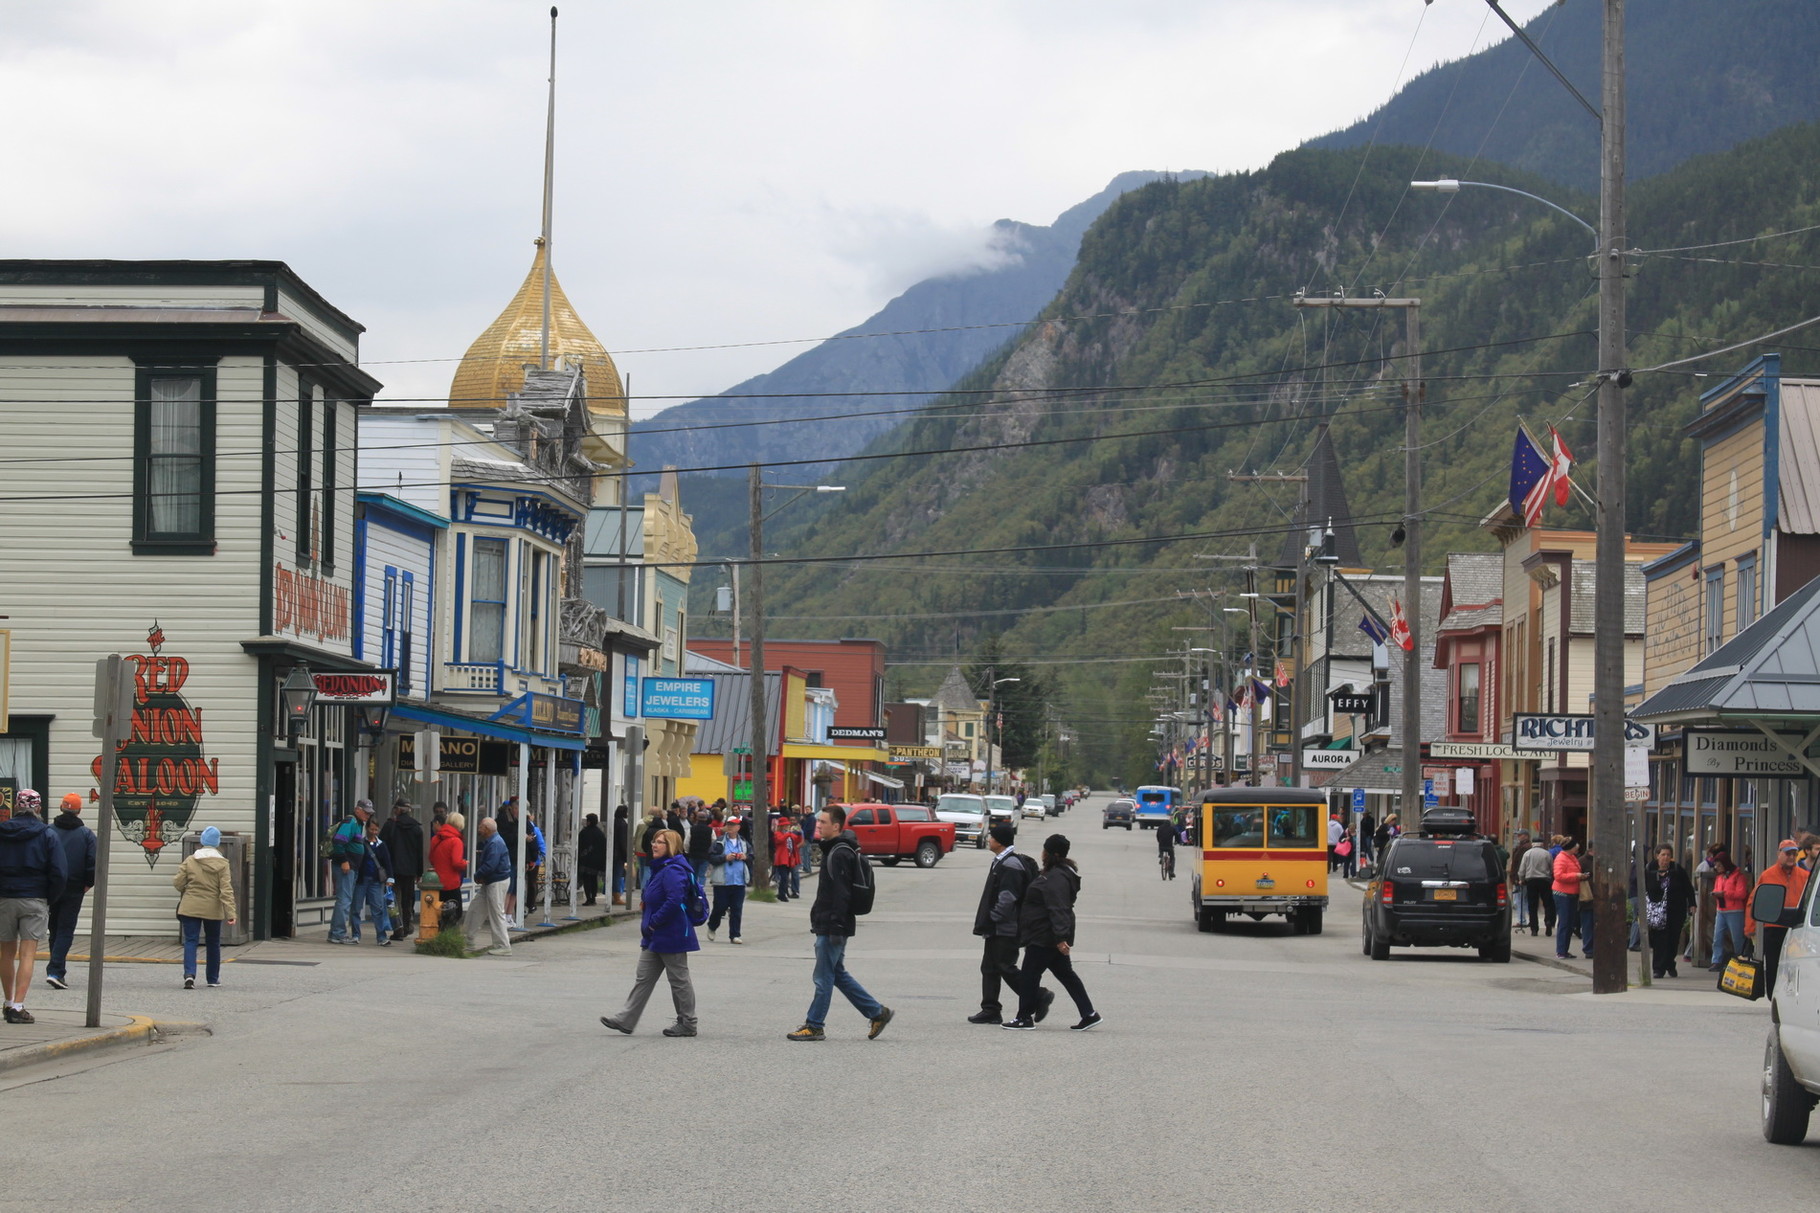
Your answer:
[969,823,1049,1025]
[787,805,893,1043]
[577,813,608,906]
[380,800,425,942]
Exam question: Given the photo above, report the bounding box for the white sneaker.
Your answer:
[486,946,512,956]
[707,928,717,942]
[730,938,744,946]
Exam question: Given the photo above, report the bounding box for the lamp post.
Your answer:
[983,675,1019,798]
[280,664,318,736]
[746,468,845,886]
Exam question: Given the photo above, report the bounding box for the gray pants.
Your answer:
[613,950,697,1031]
[465,881,511,952]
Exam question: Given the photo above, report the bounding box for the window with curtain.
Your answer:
[1736,553,1758,631]
[320,400,338,572]
[1705,566,1726,654]
[470,537,508,663]
[1456,663,1481,735]
[134,366,216,552]
[399,573,415,694]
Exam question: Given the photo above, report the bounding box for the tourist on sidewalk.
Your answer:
[1517,839,1555,937]
[44,793,97,991]
[0,790,67,1023]
[787,805,892,1042]
[1748,840,1811,997]
[325,800,373,944]
[465,818,513,956]
[352,817,395,946]
[1643,844,1693,978]
[772,811,801,902]
[600,830,700,1036]
[1707,845,1747,971]
[1552,839,1587,960]
[172,826,236,989]
[429,811,468,926]
[577,812,607,906]
[379,799,424,941]
[611,806,630,905]
[1003,834,1100,1032]
[707,821,748,943]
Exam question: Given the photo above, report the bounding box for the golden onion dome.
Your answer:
[448,238,627,467]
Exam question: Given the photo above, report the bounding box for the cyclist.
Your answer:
[1156,813,1176,880]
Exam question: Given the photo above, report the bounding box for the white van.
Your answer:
[934,793,989,849]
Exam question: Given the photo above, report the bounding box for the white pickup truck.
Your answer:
[1758,876,1820,1143]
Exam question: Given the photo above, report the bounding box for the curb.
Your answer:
[0,1015,177,1075]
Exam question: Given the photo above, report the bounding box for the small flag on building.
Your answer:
[1274,660,1290,688]
[1548,425,1574,507]
[1359,614,1390,647]
[1389,597,1415,652]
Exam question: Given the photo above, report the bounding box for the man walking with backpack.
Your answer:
[787,804,892,1042]
[325,800,373,945]
[970,823,1049,1025]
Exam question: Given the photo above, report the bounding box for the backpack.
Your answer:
[683,869,710,926]
[841,842,877,916]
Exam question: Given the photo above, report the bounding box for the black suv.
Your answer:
[1361,811,1511,962]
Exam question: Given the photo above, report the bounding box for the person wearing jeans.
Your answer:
[707,827,748,944]
[788,806,891,1042]
[172,826,237,989]
[1552,840,1586,960]
[1708,846,1748,970]
[325,801,373,943]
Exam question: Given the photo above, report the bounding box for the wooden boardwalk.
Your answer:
[64,937,263,965]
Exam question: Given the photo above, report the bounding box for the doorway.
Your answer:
[271,759,296,938]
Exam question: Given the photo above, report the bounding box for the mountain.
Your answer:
[628,171,1206,489]
[1307,0,1820,192]
[744,121,1820,785]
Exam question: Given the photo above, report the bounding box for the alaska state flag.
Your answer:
[1359,614,1390,647]
[1509,427,1552,526]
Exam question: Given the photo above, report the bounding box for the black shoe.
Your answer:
[183,975,195,990]
[1669,965,1679,977]
[662,1023,697,1037]
[3,1007,31,1025]
[1033,988,1056,1024]
[1001,1017,1036,1031]
[44,976,69,991]
[967,1009,1002,1025]
[1070,1011,1103,1031]
[868,1006,894,1040]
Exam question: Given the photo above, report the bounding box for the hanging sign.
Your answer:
[641,677,715,720]
[622,655,641,719]
[1301,748,1360,770]
[1682,730,1808,777]
[829,726,886,741]
[310,671,395,705]
[1512,714,1653,752]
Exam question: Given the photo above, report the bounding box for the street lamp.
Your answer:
[1410,179,1596,240]
[280,665,318,736]
[983,676,1019,797]
[746,469,846,886]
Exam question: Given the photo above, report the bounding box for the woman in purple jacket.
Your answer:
[600,831,701,1037]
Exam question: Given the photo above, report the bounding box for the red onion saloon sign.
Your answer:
[90,625,219,867]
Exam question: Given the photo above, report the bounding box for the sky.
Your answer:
[3,0,1555,416]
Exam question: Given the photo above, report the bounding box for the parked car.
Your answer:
[843,802,956,868]
[1103,799,1136,830]
[934,793,989,848]
[1361,810,1510,962]
[1022,797,1047,820]
[1037,794,1058,816]
[983,795,1019,827]
[1756,876,1820,1144]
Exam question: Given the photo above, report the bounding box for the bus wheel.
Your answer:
[1198,908,1223,933]
[1290,912,1309,935]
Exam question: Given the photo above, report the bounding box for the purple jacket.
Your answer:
[640,855,700,954]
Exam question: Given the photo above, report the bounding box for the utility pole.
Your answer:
[1229,470,1309,786]
[747,464,771,887]
[1295,296,1421,820]
[1589,0,1629,995]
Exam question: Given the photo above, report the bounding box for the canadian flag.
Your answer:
[1548,426,1574,507]
[1389,597,1415,652]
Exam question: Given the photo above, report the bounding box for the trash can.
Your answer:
[179,831,252,946]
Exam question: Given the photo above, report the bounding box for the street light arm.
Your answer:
[1412,179,1596,240]
[1482,1,1602,125]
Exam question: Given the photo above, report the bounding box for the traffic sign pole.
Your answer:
[87,654,132,1029]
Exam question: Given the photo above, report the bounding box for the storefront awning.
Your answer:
[391,703,588,751]
[781,742,890,763]
[862,770,905,790]
[1635,573,1820,725]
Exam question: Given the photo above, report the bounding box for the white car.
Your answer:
[1021,797,1047,820]
[1757,876,1820,1143]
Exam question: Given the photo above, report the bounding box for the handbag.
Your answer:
[1335,840,1353,858]
[1645,898,1666,929]
[1718,954,1764,1000]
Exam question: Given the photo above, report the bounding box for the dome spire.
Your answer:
[539,5,557,371]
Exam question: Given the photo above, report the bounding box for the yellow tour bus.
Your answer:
[1190,786,1329,934]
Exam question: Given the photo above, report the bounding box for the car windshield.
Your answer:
[936,796,984,817]
[985,797,1016,812]
[1385,841,1498,882]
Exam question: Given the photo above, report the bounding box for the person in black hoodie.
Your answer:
[1644,843,1695,978]
[380,800,425,942]
[968,823,1047,1025]
[786,805,893,1042]
[0,791,67,1023]
[44,793,97,990]
[578,813,608,906]
[1004,834,1100,1032]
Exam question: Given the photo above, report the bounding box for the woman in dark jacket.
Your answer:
[1004,834,1101,1032]
[1644,843,1695,978]
[600,831,700,1037]
[577,813,607,906]
[611,806,630,905]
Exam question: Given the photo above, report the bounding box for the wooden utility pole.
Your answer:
[1294,297,1421,820]
[1229,470,1309,787]
[747,465,771,887]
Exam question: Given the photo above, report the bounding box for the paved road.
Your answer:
[5,795,1815,1213]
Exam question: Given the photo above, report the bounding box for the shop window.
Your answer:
[1736,554,1758,630]
[1456,663,1481,735]
[131,360,218,554]
[1705,566,1726,654]
[469,537,509,663]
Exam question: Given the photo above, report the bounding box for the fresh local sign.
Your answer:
[1682,730,1808,777]
[641,677,714,720]
[1512,714,1653,752]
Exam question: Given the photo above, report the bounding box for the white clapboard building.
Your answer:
[0,260,384,939]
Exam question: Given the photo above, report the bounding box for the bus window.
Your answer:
[1210,810,1263,849]
[1267,805,1321,848]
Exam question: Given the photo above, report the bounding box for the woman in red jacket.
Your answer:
[1708,845,1748,971]
[1551,839,1587,961]
[429,812,469,924]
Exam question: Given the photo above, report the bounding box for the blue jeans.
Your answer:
[327,864,358,941]
[790,861,802,897]
[1553,893,1580,957]
[1712,909,1746,965]
[46,892,85,980]
[1512,885,1529,927]
[806,934,881,1029]
[179,914,223,984]
[691,857,710,886]
[776,863,794,899]
[353,881,391,939]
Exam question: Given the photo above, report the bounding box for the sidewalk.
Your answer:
[296,891,638,949]
[0,1009,163,1076]
[1507,914,1733,996]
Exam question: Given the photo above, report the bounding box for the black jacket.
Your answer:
[687,819,714,861]
[51,811,98,892]
[380,813,425,879]
[810,832,863,938]
[578,822,608,873]
[1645,862,1695,922]
[612,816,629,865]
[1016,864,1081,948]
[973,848,1036,938]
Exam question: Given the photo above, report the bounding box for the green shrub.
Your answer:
[414,926,472,958]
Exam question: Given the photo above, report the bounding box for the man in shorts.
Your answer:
[0,789,70,1024]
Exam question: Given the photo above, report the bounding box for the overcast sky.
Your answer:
[4,0,1552,415]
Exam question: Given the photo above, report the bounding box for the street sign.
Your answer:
[91,653,132,739]
[1682,729,1807,777]
[1351,787,1365,812]
[1423,778,1437,808]
[1330,691,1374,714]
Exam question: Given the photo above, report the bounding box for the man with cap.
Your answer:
[0,790,68,1023]
[968,823,1050,1025]
[1748,839,1813,998]
[43,793,97,991]
[325,799,374,945]
[379,798,424,942]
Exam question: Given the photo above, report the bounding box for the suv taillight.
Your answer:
[1380,880,1395,905]
[1495,882,1508,908]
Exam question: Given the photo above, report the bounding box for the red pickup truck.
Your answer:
[842,803,955,868]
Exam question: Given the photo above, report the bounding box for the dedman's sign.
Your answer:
[1512,713,1653,752]
[1682,730,1808,777]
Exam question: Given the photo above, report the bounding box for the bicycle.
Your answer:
[1158,849,1175,881]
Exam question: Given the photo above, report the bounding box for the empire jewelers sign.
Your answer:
[641,677,715,720]
[1682,730,1808,777]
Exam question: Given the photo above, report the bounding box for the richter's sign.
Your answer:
[1512,713,1653,752]
[90,625,218,867]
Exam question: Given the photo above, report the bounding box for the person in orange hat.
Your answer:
[43,793,97,991]
[1748,839,1812,997]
